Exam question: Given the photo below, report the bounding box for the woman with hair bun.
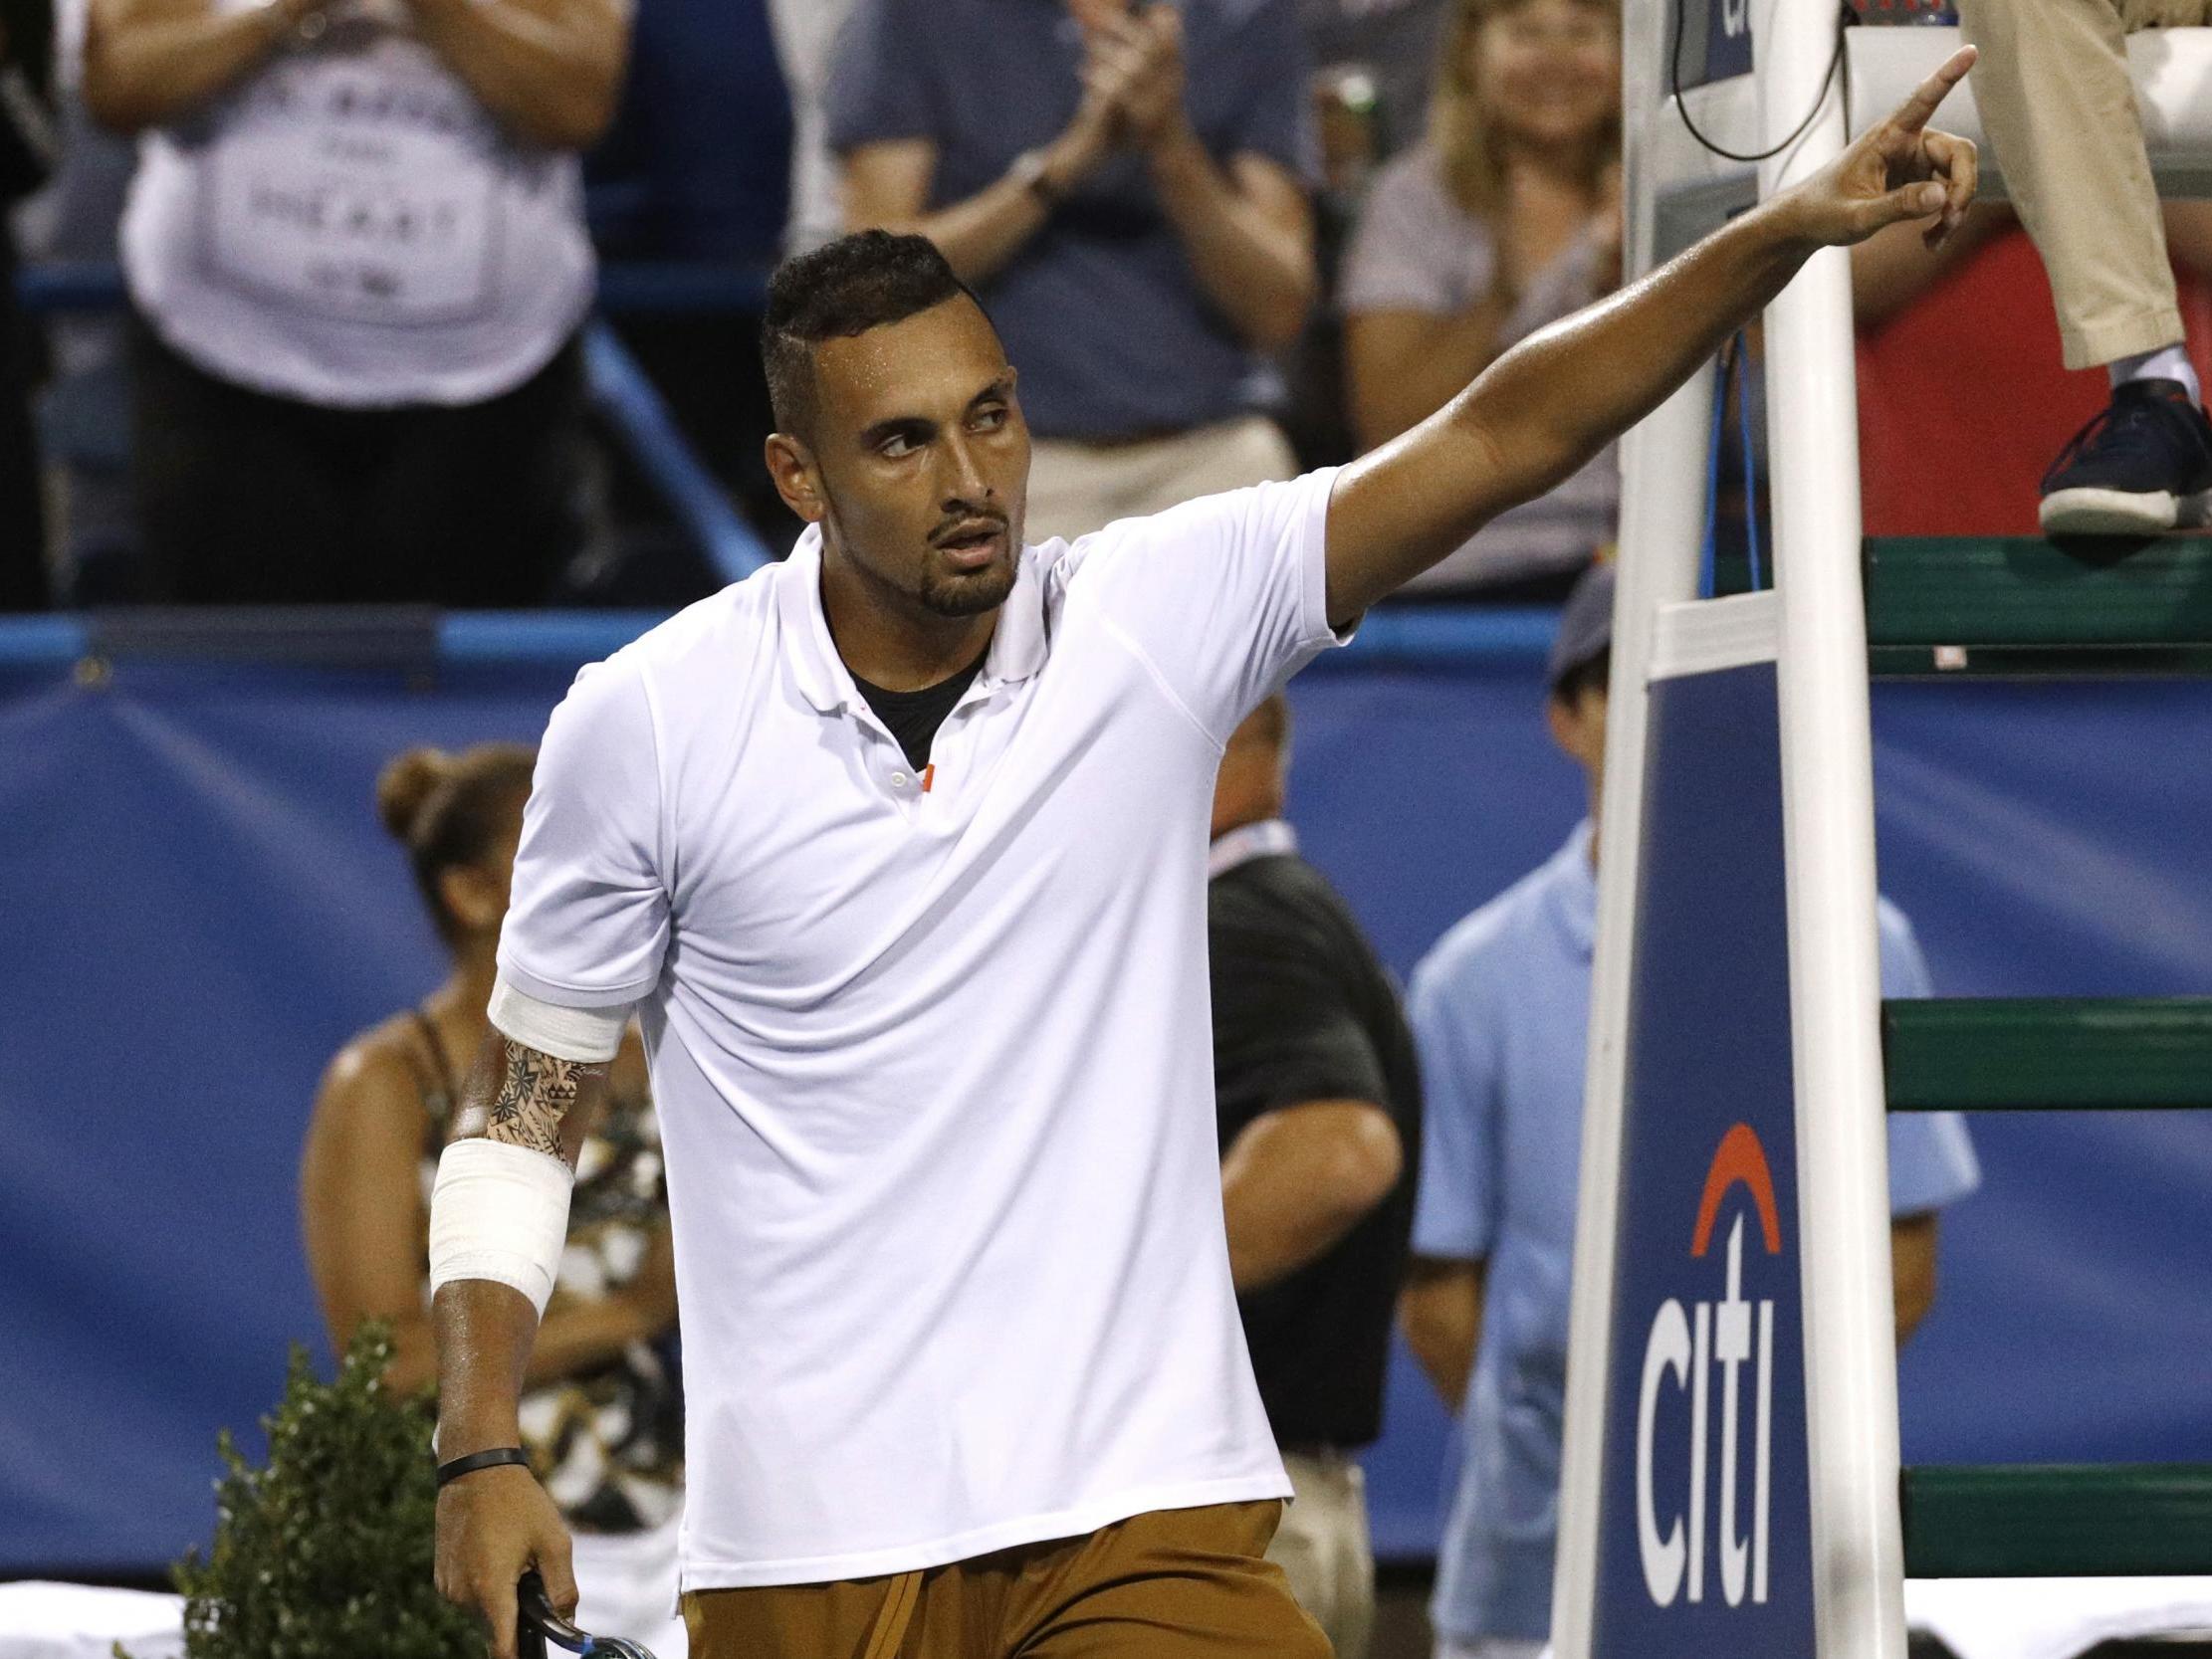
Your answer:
[301,742,686,1654]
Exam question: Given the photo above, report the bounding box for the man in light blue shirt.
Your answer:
[1399,565,1981,1659]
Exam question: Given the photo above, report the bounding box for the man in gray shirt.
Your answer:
[828,0,1321,542]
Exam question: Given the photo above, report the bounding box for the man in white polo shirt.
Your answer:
[427,54,1981,1659]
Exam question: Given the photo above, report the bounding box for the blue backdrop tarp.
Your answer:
[3,637,2210,1572]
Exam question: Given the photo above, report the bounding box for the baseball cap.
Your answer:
[1546,560,1617,696]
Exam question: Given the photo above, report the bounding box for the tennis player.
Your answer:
[428,49,1981,1659]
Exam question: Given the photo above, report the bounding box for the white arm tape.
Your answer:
[427,1139,574,1318]
[489,973,628,1064]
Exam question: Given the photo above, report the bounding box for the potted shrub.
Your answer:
[140,1323,483,1659]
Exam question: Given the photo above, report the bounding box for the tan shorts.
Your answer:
[681,1502,1332,1659]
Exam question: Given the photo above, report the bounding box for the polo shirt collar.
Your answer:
[777,524,1051,715]
[1547,818,1598,960]
[1208,817,1298,880]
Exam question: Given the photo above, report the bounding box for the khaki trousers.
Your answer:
[1955,0,2210,368]
[1268,1449,1376,1659]
[681,1502,1332,1659]
[1024,415,1299,545]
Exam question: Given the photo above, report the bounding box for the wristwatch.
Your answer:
[1008,148,1061,211]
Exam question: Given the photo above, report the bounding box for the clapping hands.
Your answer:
[1078,1,1188,151]
[1062,0,1192,165]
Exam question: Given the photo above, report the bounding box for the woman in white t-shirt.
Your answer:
[83,0,628,603]
[1339,0,1621,598]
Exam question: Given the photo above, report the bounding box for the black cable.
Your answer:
[1670,1,1854,165]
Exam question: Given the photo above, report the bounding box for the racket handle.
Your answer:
[518,1568,587,1656]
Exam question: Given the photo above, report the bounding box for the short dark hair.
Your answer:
[1550,645,1612,709]
[761,230,983,440]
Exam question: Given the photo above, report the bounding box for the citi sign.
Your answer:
[1634,1124,1783,1610]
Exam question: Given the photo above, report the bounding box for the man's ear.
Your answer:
[1545,693,1580,762]
[765,433,825,524]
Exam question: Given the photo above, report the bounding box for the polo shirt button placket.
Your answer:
[921,696,985,813]
[886,765,922,822]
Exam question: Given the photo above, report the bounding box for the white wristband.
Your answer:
[427,1139,573,1318]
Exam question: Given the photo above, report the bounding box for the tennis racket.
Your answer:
[517,1568,659,1659]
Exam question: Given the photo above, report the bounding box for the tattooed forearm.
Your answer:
[455,1040,606,1162]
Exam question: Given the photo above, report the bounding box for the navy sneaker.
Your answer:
[2040,378,2212,534]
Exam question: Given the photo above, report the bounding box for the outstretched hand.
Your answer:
[1789,44,1980,251]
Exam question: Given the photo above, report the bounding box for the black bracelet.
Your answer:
[436,1446,533,1488]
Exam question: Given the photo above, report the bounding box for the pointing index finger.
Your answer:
[1890,43,1977,135]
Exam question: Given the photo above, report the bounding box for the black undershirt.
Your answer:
[849,649,989,769]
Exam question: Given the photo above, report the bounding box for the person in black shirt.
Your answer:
[1207,691,1422,1659]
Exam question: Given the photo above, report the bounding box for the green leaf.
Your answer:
[138,1323,485,1659]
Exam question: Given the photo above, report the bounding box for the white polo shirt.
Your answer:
[494,468,1350,1589]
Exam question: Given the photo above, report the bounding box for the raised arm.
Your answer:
[1093,5,1316,350]
[431,1032,612,1659]
[401,0,630,151]
[1146,145,1314,352]
[843,126,1110,288]
[838,33,1123,286]
[1323,46,1981,625]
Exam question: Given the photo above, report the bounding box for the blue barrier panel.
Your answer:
[0,605,1560,678]
[2,620,2210,1574]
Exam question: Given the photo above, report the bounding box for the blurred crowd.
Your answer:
[0,0,1714,613]
[2,0,2210,611]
